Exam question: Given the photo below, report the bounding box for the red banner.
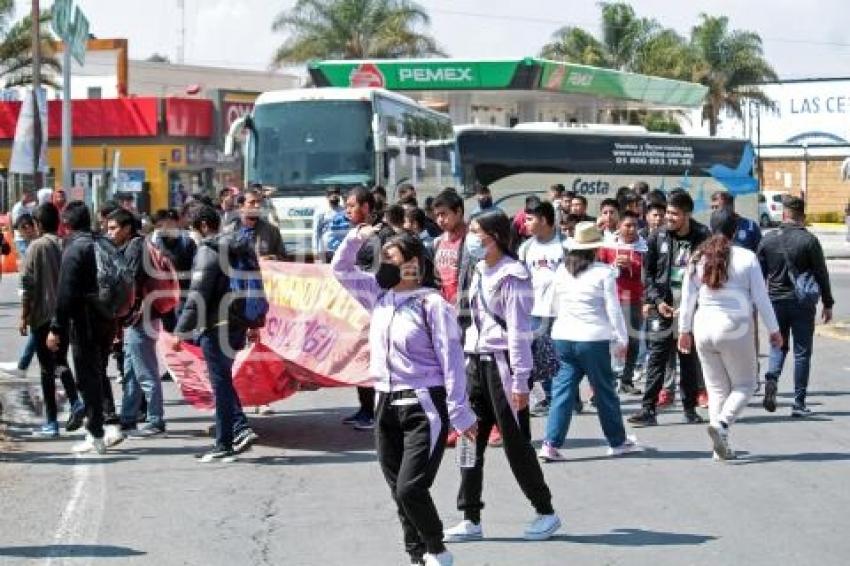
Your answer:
[158,261,371,410]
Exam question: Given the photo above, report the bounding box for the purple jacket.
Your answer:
[332,231,477,432]
[465,256,534,394]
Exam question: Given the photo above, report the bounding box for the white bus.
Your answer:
[454,124,759,221]
[226,87,456,257]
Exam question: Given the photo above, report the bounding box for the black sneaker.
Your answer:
[65,400,86,432]
[119,422,138,433]
[531,398,550,417]
[627,409,657,427]
[574,399,584,414]
[763,380,778,413]
[342,410,364,425]
[684,410,705,424]
[353,414,376,431]
[197,446,236,463]
[791,406,812,418]
[233,428,259,453]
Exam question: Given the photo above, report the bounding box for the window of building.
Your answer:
[87,87,102,99]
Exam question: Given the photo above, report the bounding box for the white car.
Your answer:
[758,191,787,227]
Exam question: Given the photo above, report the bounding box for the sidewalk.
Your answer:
[810,225,850,259]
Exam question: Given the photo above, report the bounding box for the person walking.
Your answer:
[47,202,111,454]
[443,210,561,543]
[629,191,709,427]
[224,188,287,260]
[107,208,167,437]
[757,196,834,417]
[679,209,782,460]
[539,222,640,462]
[21,203,85,437]
[518,201,564,415]
[597,211,647,394]
[170,204,260,461]
[312,186,350,262]
[333,228,476,566]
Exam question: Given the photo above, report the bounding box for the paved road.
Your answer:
[1,267,849,566]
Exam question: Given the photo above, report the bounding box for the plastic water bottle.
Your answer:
[456,434,476,469]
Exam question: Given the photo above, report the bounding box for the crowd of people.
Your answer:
[2,179,836,566]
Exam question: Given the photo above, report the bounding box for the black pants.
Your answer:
[377,388,448,560]
[642,314,701,412]
[101,323,119,423]
[357,386,375,419]
[458,353,554,523]
[620,302,643,386]
[33,324,79,423]
[70,316,110,439]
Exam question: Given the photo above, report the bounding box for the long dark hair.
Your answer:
[383,232,437,289]
[471,209,517,259]
[697,208,736,290]
[565,249,596,277]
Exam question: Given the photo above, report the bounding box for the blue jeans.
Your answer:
[546,340,627,448]
[198,327,249,449]
[766,299,816,408]
[120,321,165,428]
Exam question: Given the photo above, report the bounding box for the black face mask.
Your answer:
[479,197,493,209]
[375,262,402,290]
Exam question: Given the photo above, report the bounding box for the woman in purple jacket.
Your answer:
[443,210,561,543]
[333,227,477,566]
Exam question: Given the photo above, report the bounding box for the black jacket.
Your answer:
[225,217,286,260]
[50,231,98,334]
[174,233,233,336]
[757,223,834,308]
[643,218,711,308]
[355,224,397,272]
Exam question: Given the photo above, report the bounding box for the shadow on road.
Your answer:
[0,544,145,558]
[486,528,717,546]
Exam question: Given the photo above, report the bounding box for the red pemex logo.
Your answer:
[349,63,385,88]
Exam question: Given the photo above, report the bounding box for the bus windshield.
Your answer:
[247,100,375,189]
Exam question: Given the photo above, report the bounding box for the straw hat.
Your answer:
[566,221,604,250]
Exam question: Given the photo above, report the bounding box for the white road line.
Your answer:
[43,455,106,566]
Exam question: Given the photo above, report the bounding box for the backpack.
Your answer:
[142,238,180,315]
[226,232,270,329]
[89,234,136,320]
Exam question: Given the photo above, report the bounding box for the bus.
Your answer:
[454,124,759,221]
[226,87,456,257]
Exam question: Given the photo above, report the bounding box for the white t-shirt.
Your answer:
[518,234,564,317]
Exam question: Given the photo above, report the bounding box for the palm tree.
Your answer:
[598,2,659,71]
[0,1,61,88]
[690,14,777,136]
[541,26,610,67]
[271,0,444,65]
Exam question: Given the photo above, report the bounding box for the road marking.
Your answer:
[43,456,106,566]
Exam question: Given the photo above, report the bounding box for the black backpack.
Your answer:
[88,234,136,320]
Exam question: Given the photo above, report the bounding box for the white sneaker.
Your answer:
[538,442,567,462]
[104,425,125,448]
[607,435,643,457]
[71,434,107,454]
[523,513,561,540]
[0,362,26,378]
[424,551,454,566]
[707,424,730,460]
[443,519,483,542]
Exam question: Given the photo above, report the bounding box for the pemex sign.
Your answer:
[51,0,90,66]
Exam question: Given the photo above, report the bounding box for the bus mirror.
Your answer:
[224,114,253,156]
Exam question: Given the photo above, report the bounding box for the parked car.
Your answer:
[758,191,788,227]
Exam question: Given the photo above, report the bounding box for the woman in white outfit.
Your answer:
[678,209,783,461]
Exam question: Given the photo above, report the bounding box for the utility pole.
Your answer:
[31,0,41,190]
[177,0,186,64]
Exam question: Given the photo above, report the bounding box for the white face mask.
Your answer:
[465,233,487,259]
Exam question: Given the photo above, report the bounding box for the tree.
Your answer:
[0,0,60,88]
[539,3,777,136]
[690,14,777,136]
[271,0,444,65]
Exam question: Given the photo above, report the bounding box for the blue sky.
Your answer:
[20,0,850,79]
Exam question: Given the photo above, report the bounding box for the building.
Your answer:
[714,78,850,220]
[0,39,300,213]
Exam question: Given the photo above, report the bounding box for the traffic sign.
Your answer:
[51,0,89,66]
